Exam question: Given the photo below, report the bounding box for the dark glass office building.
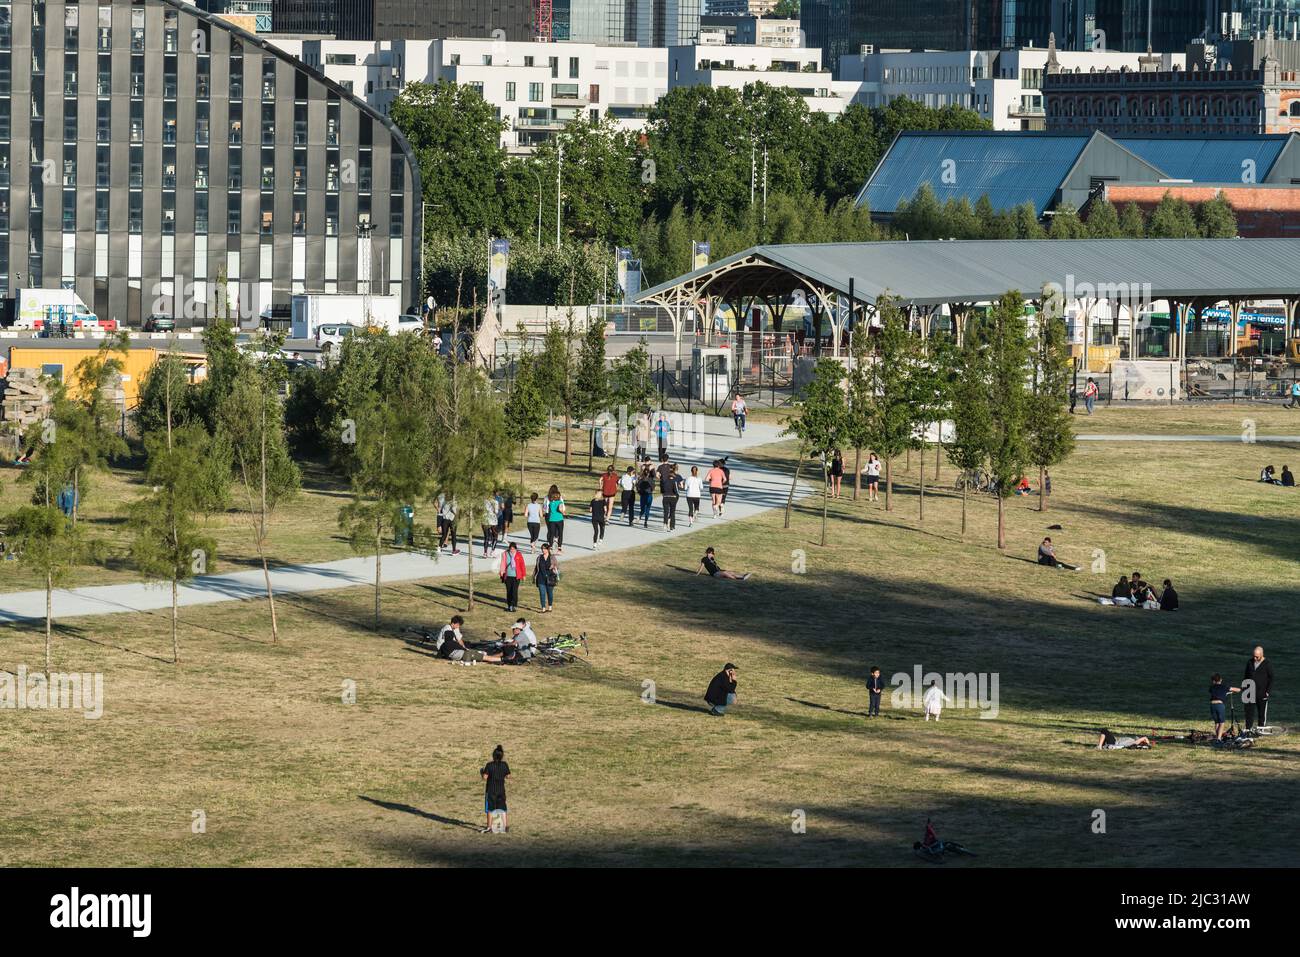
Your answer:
[0,0,421,328]
[274,0,537,41]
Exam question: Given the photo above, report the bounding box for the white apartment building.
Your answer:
[670,44,849,114]
[837,44,1185,130]
[266,37,669,154]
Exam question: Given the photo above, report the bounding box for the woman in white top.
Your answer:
[684,465,704,526]
[862,452,882,503]
[481,497,500,557]
[524,493,544,553]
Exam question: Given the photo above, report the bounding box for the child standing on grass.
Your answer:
[481,745,510,833]
[867,666,884,718]
[922,680,950,722]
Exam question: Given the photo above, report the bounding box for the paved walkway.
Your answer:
[0,419,804,622]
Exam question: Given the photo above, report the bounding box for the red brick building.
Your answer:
[1098,184,1300,238]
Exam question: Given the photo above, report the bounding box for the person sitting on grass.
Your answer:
[1209,674,1241,740]
[1130,572,1159,609]
[1037,536,1079,571]
[1159,579,1179,611]
[696,547,751,581]
[1260,464,1281,485]
[705,662,739,716]
[1096,730,1152,750]
[508,618,538,660]
[1014,476,1033,495]
[1282,465,1295,487]
[1110,575,1134,606]
[436,618,502,664]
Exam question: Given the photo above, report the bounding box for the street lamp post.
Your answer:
[556,141,563,248]
[531,166,543,252]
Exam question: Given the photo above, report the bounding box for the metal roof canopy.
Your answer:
[635,238,1300,309]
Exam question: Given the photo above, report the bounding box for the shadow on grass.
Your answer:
[358,795,482,831]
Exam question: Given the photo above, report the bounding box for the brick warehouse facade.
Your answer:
[0,0,421,327]
[1045,51,1300,138]
[1099,184,1300,238]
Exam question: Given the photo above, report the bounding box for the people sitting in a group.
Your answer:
[1014,476,1033,495]
[1129,572,1159,609]
[435,616,501,664]
[1281,465,1295,487]
[1260,464,1281,485]
[1096,730,1152,750]
[1104,572,1173,610]
[1158,579,1179,611]
[1037,536,1079,571]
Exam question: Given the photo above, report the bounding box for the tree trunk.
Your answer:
[71,468,79,525]
[520,440,526,488]
[564,412,573,465]
[171,577,179,664]
[852,448,862,501]
[587,421,594,474]
[1038,465,1047,512]
[260,403,278,642]
[45,571,53,675]
[961,481,968,537]
[466,512,476,611]
[997,494,1006,550]
[935,440,942,482]
[783,451,805,529]
[885,458,893,511]
[918,450,925,523]
[373,526,382,631]
[906,448,910,472]
[820,464,829,547]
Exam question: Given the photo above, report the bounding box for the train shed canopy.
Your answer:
[634,238,1300,309]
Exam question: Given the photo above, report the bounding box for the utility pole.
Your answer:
[750,144,756,206]
[358,220,373,328]
[762,146,768,226]
[556,141,563,247]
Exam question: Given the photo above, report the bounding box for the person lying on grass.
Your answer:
[1037,537,1079,571]
[1096,730,1152,750]
[696,547,751,581]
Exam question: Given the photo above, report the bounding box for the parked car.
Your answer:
[395,314,426,335]
[316,323,361,357]
[142,315,176,332]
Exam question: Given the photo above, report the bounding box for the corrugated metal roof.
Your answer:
[858,132,1093,216]
[1115,136,1289,183]
[636,239,1300,306]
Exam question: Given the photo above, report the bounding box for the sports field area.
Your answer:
[0,403,1295,867]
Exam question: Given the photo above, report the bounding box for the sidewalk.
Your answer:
[0,418,804,622]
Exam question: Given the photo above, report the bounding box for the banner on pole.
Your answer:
[488,238,509,296]
[692,241,710,270]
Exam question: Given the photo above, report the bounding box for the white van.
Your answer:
[316,323,361,358]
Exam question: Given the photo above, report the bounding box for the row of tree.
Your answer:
[786,292,1075,549]
[892,186,1238,241]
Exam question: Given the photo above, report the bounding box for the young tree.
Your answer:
[866,296,921,512]
[985,292,1032,549]
[784,359,847,545]
[1026,298,1076,513]
[535,312,580,465]
[62,333,131,524]
[218,333,301,641]
[502,350,548,487]
[574,317,611,472]
[129,421,223,664]
[4,505,85,673]
[946,325,993,537]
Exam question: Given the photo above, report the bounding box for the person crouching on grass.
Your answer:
[705,663,739,717]
[481,745,510,833]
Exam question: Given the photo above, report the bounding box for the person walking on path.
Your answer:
[545,485,566,554]
[684,465,704,526]
[481,745,511,833]
[829,449,845,499]
[600,465,620,521]
[524,492,543,553]
[497,490,514,540]
[438,495,459,555]
[1069,381,1078,414]
[705,663,739,717]
[619,466,637,524]
[635,411,652,462]
[706,459,728,517]
[534,543,559,613]
[867,666,885,717]
[660,462,682,531]
[654,411,672,459]
[731,394,747,436]
[1243,645,1274,731]
[863,453,881,503]
[589,487,608,548]
[1083,377,1099,415]
[922,680,951,721]
[499,541,526,612]
[481,495,500,558]
[637,466,655,528]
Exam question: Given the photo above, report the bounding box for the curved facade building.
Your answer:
[0,0,421,327]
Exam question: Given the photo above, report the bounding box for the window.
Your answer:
[261,103,275,144]
[505,81,516,102]
[230,118,242,144]
[41,364,63,382]
[95,148,109,187]
[128,191,143,233]
[195,151,208,188]
[195,103,209,145]
[95,190,108,231]
[326,53,356,66]
[260,194,273,234]
[549,57,558,79]
[570,57,579,79]
[227,193,241,234]
[194,192,208,233]
[529,82,543,102]
[96,101,110,142]
[61,190,75,231]
[130,8,145,53]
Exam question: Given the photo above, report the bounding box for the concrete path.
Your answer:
[0,418,804,622]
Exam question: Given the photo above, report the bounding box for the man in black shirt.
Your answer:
[435,617,500,664]
[1159,579,1179,611]
[705,663,738,716]
[1243,646,1274,730]
[696,547,750,580]
[589,491,607,547]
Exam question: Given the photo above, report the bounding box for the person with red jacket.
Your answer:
[600,465,620,522]
[499,541,527,612]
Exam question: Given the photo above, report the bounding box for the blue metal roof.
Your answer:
[858,132,1092,217]
[1115,136,1289,183]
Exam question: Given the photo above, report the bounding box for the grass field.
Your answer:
[1,403,1297,867]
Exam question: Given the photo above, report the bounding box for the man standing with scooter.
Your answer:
[1242,645,1274,732]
